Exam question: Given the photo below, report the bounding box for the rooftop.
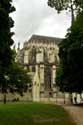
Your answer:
[25,34,63,45]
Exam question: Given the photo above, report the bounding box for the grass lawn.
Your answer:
[0,102,75,125]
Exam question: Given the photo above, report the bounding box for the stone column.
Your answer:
[36,48,44,63]
[40,64,44,97]
[52,65,57,98]
[32,65,40,102]
[24,50,29,64]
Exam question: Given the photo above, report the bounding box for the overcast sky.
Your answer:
[11,0,71,47]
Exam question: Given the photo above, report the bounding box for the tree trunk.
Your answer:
[3,93,6,104]
[64,92,65,104]
[71,2,74,25]
[69,93,73,104]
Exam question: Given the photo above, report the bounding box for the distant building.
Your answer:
[16,35,62,101]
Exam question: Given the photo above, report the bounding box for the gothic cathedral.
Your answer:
[17,35,62,101]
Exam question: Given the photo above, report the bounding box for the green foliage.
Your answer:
[48,0,70,13]
[0,0,15,81]
[8,63,31,95]
[56,11,83,93]
[47,0,83,13]
[0,61,31,98]
[0,0,31,103]
[47,0,83,93]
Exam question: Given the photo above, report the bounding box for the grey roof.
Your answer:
[27,34,63,45]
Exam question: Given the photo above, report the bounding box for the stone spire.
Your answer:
[17,42,20,51]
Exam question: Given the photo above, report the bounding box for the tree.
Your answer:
[9,63,31,96]
[47,0,83,93]
[0,0,15,83]
[48,0,83,24]
[1,62,31,103]
[0,0,16,103]
[56,11,83,93]
[48,0,83,12]
[0,1,31,103]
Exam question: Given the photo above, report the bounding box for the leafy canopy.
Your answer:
[56,11,83,93]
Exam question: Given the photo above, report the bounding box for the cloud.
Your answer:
[11,0,71,46]
[36,12,71,38]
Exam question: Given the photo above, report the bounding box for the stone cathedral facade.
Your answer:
[17,35,62,101]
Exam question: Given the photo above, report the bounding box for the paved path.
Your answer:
[63,105,83,125]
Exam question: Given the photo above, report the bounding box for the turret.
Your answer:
[17,42,20,52]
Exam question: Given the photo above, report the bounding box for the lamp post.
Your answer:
[4,75,9,104]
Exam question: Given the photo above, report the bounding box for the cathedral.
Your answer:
[16,35,62,102]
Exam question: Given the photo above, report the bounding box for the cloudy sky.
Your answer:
[11,0,71,46]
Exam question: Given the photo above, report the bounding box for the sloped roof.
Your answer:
[27,34,63,45]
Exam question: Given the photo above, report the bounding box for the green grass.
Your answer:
[0,102,75,125]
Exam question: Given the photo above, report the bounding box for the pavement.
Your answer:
[63,105,83,125]
[56,102,83,125]
[43,99,83,125]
